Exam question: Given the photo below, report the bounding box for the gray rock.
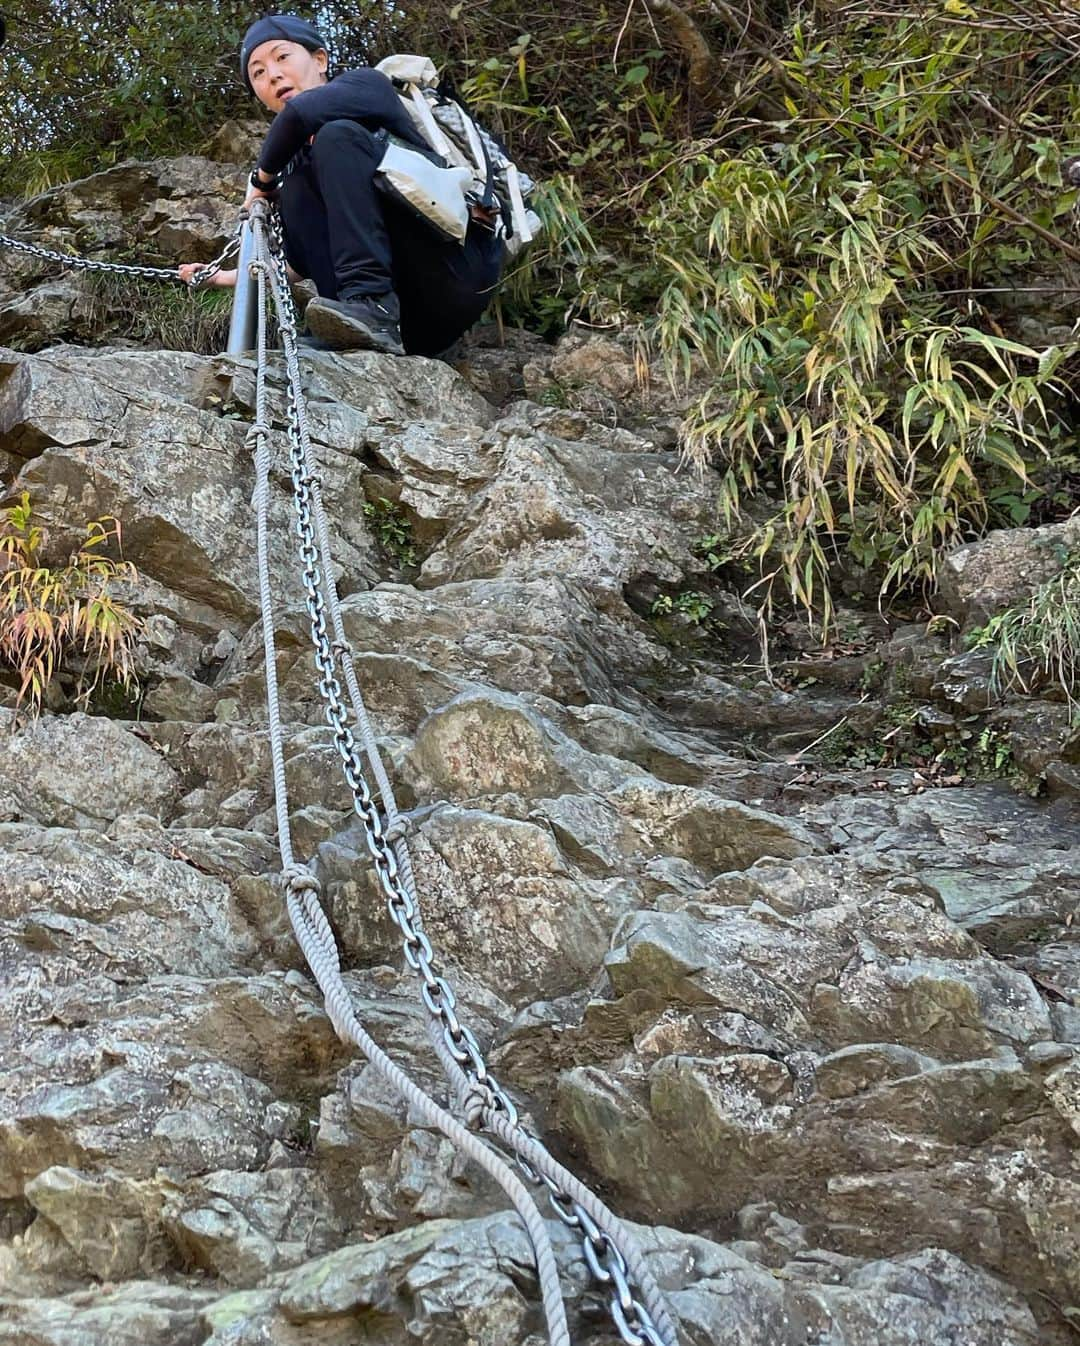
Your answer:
[199,121,267,165]
[10,156,240,258]
[2,346,376,622]
[23,1165,172,1280]
[0,1281,216,1346]
[319,805,639,1002]
[1,155,1077,1345]
[938,517,1080,626]
[539,326,703,444]
[215,575,668,730]
[930,649,996,712]
[813,1043,939,1099]
[365,419,500,543]
[418,417,713,592]
[226,339,495,435]
[0,156,238,353]
[0,711,179,827]
[163,1167,345,1285]
[605,907,842,1038]
[0,822,259,986]
[607,779,815,875]
[813,784,1080,958]
[405,687,629,801]
[811,955,1053,1057]
[277,1217,534,1339]
[1,1055,285,1198]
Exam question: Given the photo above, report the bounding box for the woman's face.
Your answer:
[247,39,328,113]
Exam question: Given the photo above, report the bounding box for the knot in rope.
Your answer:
[245,202,675,1346]
[245,420,273,449]
[461,1079,497,1130]
[383,814,411,843]
[283,861,321,897]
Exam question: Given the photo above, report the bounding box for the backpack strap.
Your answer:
[406,84,458,163]
[376,52,536,243]
[505,163,535,245]
[457,106,498,211]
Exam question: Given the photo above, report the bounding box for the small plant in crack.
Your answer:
[0,492,142,716]
[362,496,418,569]
[651,590,715,624]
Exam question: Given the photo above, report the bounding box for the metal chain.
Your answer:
[3,194,669,1346]
[267,209,298,323]
[546,1188,663,1346]
[281,367,522,1118]
[245,221,571,1346]
[260,206,672,1346]
[263,216,523,1126]
[0,223,242,287]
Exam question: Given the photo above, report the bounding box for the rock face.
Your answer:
[0,159,1078,1346]
[0,157,240,351]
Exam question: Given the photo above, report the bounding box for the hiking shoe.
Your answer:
[305,293,405,355]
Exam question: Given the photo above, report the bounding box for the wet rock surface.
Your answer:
[1,162,1079,1346]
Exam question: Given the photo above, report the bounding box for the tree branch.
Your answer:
[643,0,719,105]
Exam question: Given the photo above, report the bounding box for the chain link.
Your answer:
[261,209,667,1346]
[0,224,242,287]
[267,209,299,324]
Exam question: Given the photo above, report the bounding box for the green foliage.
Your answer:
[967,549,1080,703]
[818,700,1017,783]
[0,493,142,716]
[0,2,395,197]
[458,0,1080,632]
[362,497,418,568]
[3,2,250,196]
[651,589,715,624]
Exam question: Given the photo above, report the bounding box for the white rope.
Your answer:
[245,210,572,1346]
[425,1028,680,1346]
[283,362,680,1343]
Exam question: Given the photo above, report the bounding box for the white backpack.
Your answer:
[374,54,541,256]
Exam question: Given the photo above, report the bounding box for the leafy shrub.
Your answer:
[448,0,1080,632]
[523,5,1080,632]
[968,549,1080,704]
[0,493,142,715]
[651,590,715,624]
[362,497,418,568]
[0,2,406,198]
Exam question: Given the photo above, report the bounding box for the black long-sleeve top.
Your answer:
[256,68,428,176]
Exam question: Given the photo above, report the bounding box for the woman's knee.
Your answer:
[311,118,379,163]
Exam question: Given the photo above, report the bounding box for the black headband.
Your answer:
[240,15,327,91]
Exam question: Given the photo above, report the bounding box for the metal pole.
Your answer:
[226,216,258,356]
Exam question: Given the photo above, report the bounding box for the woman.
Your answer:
[179,14,505,356]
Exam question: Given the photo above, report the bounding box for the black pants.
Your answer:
[278,119,505,356]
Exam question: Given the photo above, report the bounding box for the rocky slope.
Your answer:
[0,150,1077,1345]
